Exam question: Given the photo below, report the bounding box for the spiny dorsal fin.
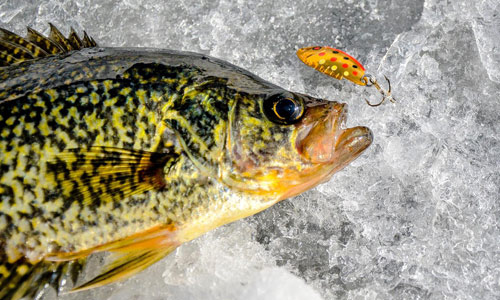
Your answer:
[0,28,48,57]
[0,24,98,67]
[26,26,65,54]
[82,31,95,47]
[68,27,83,49]
[48,23,73,52]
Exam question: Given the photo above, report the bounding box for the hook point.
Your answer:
[365,74,395,107]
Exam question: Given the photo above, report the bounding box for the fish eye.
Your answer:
[263,93,304,125]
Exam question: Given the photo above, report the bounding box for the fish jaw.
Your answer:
[296,102,373,164]
[281,125,372,199]
[295,101,348,163]
[277,102,372,199]
[222,100,372,201]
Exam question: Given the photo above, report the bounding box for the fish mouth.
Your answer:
[296,101,372,164]
[222,99,371,201]
[278,101,372,200]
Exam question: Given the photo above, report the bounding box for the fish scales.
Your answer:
[0,26,372,299]
[0,51,236,258]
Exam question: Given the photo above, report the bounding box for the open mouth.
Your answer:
[296,101,372,164]
[278,100,372,199]
[223,99,371,201]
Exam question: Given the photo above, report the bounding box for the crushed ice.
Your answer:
[1,0,499,299]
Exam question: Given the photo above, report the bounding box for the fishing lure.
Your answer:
[296,46,395,107]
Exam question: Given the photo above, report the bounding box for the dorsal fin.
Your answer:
[48,23,73,52]
[0,24,98,67]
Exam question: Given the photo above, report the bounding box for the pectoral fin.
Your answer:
[48,147,177,208]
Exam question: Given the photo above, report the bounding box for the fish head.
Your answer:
[158,58,371,202]
[224,90,372,200]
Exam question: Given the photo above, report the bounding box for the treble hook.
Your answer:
[362,74,396,107]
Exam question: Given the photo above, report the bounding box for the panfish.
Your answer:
[0,25,372,299]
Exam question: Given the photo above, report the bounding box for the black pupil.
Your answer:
[263,93,303,125]
[276,98,298,119]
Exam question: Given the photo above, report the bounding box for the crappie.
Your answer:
[0,25,372,299]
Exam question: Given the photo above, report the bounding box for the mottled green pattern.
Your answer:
[0,61,228,259]
[0,49,248,298]
[0,25,373,300]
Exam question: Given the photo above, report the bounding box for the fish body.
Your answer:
[0,26,372,299]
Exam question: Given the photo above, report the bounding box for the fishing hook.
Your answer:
[362,74,396,107]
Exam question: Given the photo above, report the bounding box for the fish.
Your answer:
[0,25,373,299]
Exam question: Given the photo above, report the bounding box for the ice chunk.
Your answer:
[238,268,323,300]
[81,223,323,300]
[470,1,500,83]
[1,0,499,299]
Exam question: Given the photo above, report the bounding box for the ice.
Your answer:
[470,1,500,83]
[1,0,500,299]
[100,224,322,300]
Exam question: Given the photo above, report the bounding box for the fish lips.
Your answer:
[270,101,373,200]
[223,98,372,201]
[295,101,373,165]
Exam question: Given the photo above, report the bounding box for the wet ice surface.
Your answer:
[1,0,499,299]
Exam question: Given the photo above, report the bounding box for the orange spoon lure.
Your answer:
[297,46,395,107]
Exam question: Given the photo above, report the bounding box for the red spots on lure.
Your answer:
[296,46,367,86]
[296,46,396,107]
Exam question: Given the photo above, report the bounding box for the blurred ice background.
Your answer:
[1,0,499,299]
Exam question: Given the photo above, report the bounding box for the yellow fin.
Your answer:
[0,28,48,57]
[71,245,176,292]
[45,224,179,292]
[47,147,177,208]
[47,224,178,261]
